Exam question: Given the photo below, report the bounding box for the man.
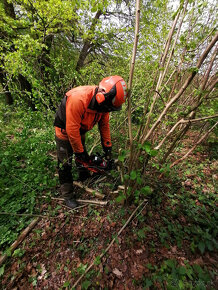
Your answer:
[54,75,127,208]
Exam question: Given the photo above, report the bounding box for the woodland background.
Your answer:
[0,0,217,288]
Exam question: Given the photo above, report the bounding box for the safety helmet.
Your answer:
[96,75,127,110]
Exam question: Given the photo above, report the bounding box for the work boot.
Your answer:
[65,198,78,209]
[60,183,78,209]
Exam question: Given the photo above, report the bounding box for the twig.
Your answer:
[59,203,87,212]
[72,199,147,288]
[132,201,148,222]
[141,10,181,140]
[155,114,218,150]
[0,218,39,267]
[154,90,166,106]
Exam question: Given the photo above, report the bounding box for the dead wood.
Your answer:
[0,218,39,267]
[73,181,105,199]
[77,199,108,206]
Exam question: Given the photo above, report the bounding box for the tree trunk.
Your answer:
[75,10,102,73]
[0,66,13,105]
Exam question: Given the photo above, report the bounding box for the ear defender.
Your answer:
[96,92,105,104]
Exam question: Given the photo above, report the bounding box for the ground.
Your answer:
[0,131,217,289]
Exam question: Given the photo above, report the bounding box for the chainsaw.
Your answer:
[75,153,114,175]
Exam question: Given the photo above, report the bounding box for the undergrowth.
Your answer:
[0,104,57,251]
[0,103,217,288]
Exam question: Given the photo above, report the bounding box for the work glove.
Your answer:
[75,151,91,181]
[103,146,112,161]
[103,146,114,170]
[75,151,90,163]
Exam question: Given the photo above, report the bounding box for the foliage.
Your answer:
[0,103,57,250]
[0,0,217,287]
[140,259,214,289]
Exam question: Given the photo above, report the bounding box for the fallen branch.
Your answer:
[42,196,107,206]
[72,199,147,288]
[0,218,39,267]
[58,203,87,212]
[77,199,108,206]
[73,181,105,199]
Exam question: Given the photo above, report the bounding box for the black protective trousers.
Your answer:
[55,135,74,185]
[55,134,89,189]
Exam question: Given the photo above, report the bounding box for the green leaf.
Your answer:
[115,195,125,203]
[143,142,151,154]
[178,280,184,289]
[141,186,152,196]
[178,266,186,275]
[136,176,142,185]
[63,281,70,287]
[118,155,125,162]
[82,280,91,290]
[124,174,129,180]
[198,241,205,254]
[94,255,101,265]
[130,170,137,180]
[150,149,158,157]
[0,265,5,276]
[165,259,176,269]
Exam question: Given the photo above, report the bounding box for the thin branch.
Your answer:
[170,121,218,168]
[140,10,181,141]
[127,0,140,170]
[155,114,218,150]
[141,32,218,145]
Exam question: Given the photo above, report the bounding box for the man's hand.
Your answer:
[103,146,112,161]
[75,151,90,163]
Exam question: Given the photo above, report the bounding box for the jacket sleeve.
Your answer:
[98,112,112,148]
[66,97,85,153]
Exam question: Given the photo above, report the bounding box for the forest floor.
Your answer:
[0,131,217,290]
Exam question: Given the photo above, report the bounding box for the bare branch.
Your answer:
[170,121,218,168]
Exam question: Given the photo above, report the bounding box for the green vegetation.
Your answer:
[0,104,57,249]
[0,0,217,288]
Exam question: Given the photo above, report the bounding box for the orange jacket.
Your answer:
[55,86,112,153]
